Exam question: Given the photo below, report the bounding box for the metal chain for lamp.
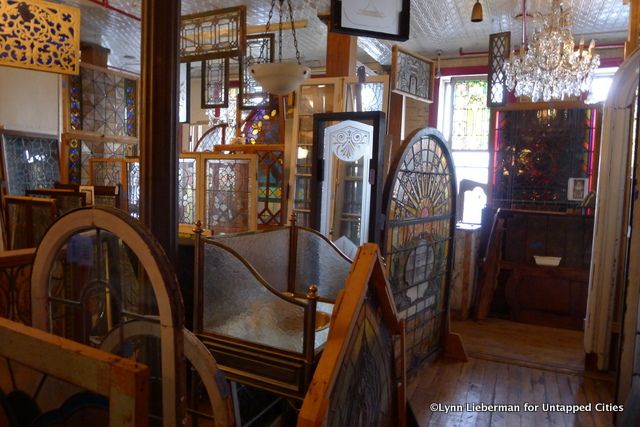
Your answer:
[258,0,302,65]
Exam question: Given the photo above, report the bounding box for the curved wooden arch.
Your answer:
[381,127,457,372]
[100,320,234,427]
[30,206,185,426]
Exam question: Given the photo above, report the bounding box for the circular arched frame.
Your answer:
[100,320,233,427]
[381,127,457,373]
[31,206,185,426]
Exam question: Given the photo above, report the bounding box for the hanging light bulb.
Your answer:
[250,0,310,96]
[435,50,442,79]
[471,0,483,22]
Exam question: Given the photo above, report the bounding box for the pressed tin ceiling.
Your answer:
[56,0,630,73]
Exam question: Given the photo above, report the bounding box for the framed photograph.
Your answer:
[568,178,588,201]
[79,185,95,205]
[390,45,434,103]
[179,62,190,124]
[331,0,410,42]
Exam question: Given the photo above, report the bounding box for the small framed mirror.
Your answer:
[310,112,386,250]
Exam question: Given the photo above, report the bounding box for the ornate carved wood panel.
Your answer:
[0,0,80,75]
[382,128,456,374]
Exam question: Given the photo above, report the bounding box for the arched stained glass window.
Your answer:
[382,128,457,374]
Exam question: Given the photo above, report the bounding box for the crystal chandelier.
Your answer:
[503,0,600,102]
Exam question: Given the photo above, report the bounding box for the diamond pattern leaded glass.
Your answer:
[488,32,510,107]
[1,132,60,196]
[80,142,129,185]
[90,160,123,186]
[256,150,284,226]
[383,128,456,374]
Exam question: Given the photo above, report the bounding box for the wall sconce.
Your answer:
[471,0,483,22]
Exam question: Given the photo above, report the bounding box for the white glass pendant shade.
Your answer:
[250,63,310,96]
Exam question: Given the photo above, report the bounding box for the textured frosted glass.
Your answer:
[296,229,352,300]
[202,242,305,353]
[211,228,290,292]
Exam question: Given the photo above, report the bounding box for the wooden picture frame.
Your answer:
[390,45,434,103]
[568,177,588,201]
[330,0,410,42]
[179,62,191,123]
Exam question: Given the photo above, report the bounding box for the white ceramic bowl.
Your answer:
[533,255,562,267]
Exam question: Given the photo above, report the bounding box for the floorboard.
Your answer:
[408,319,615,427]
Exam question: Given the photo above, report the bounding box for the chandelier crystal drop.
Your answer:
[503,0,600,102]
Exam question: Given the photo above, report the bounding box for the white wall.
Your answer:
[0,66,60,135]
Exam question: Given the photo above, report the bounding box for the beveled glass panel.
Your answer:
[205,158,251,233]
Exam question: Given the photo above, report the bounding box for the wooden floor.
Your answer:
[409,319,615,427]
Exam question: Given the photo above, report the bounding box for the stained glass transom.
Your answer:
[492,108,598,211]
[241,108,280,145]
[327,292,396,426]
[384,129,455,373]
[392,47,433,102]
[205,159,252,233]
[1,133,60,196]
[451,80,490,151]
[178,158,197,225]
[180,6,246,62]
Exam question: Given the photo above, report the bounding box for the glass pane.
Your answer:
[178,158,197,225]
[211,229,290,293]
[345,82,385,112]
[296,229,352,301]
[202,242,305,353]
[451,79,490,151]
[298,84,336,115]
[127,161,140,218]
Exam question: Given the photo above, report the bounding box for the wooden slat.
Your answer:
[0,317,149,427]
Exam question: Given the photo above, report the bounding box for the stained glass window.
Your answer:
[451,79,490,151]
[492,108,599,211]
[127,161,140,218]
[256,150,283,226]
[383,129,455,374]
[240,34,274,110]
[345,81,386,112]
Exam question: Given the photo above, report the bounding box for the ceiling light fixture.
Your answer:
[503,0,600,102]
[471,0,483,22]
[250,0,310,96]
[435,50,442,79]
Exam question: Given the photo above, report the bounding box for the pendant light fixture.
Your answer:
[471,0,483,22]
[435,50,442,79]
[250,0,310,96]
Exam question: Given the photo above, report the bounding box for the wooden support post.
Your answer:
[140,0,180,267]
[325,31,357,77]
[626,0,640,57]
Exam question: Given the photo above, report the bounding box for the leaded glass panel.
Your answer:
[205,158,252,233]
[240,34,274,110]
[0,132,60,196]
[345,82,385,112]
[178,158,197,225]
[256,150,283,226]
[127,161,140,219]
[201,58,228,108]
[383,129,456,374]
